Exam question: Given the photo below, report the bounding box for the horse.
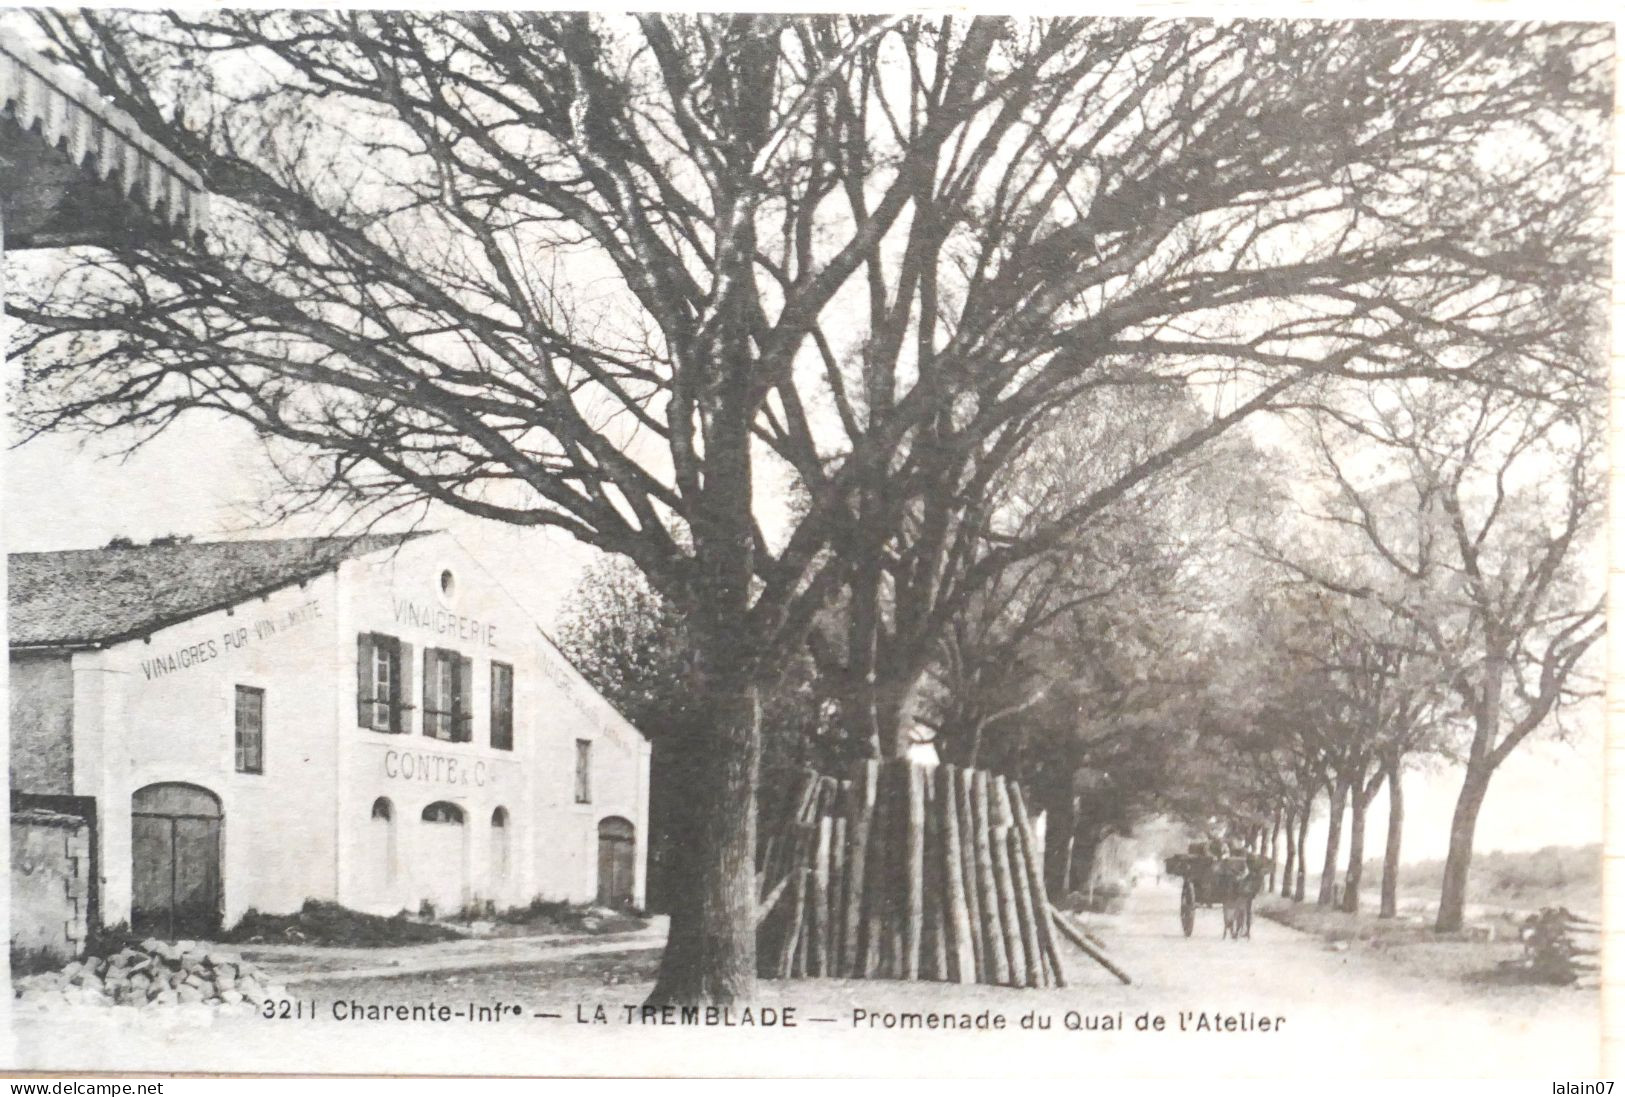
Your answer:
[1219,858,1255,940]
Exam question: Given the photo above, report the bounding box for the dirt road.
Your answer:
[1035,878,1603,1074]
[7,880,1603,1077]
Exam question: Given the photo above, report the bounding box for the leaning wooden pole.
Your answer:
[781,863,808,978]
[1050,904,1132,985]
[954,767,986,982]
[938,765,976,983]
[1008,828,1043,986]
[759,761,1103,989]
[966,769,1003,984]
[1009,782,1066,988]
[860,762,892,978]
[831,812,848,972]
[843,760,877,977]
[884,764,906,977]
[975,767,1014,988]
[904,762,926,980]
[994,778,1040,987]
[927,768,951,981]
[811,813,832,976]
[773,812,811,977]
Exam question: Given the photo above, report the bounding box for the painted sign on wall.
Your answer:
[390,597,497,648]
[383,748,493,788]
[138,598,323,681]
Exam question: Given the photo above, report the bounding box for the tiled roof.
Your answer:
[7,533,430,648]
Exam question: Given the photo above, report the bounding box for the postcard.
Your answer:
[1,5,1613,1078]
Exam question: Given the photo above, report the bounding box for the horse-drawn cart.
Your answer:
[1164,846,1268,939]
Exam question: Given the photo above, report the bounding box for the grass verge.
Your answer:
[1255,897,1576,991]
[222,900,466,948]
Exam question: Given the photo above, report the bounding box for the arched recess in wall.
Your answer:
[489,807,511,899]
[369,796,398,900]
[419,801,468,915]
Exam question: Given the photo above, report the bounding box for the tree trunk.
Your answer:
[839,632,925,761]
[885,669,926,761]
[1435,766,1492,933]
[647,212,767,1003]
[1293,800,1311,902]
[1058,827,1076,896]
[1281,808,1297,900]
[1317,777,1347,906]
[1267,812,1281,894]
[1070,825,1101,901]
[1379,762,1403,920]
[1437,648,1509,933]
[646,657,761,1004]
[1341,779,1369,914]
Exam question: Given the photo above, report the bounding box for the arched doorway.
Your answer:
[418,801,467,916]
[131,783,222,939]
[489,807,510,902]
[596,816,636,909]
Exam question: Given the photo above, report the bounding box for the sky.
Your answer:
[1,411,1606,866]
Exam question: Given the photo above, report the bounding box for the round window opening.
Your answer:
[439,568,457,600]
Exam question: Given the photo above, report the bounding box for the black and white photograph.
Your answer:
[0,5,1615,1079]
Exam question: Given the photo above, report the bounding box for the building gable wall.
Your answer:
[87,571,343,926]
[339,534,650,912]
[8,652,75,795]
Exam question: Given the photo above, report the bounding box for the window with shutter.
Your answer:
[356,634,375,728]
[397,641,416,734]
[423,648,444,739]
[357,633,404,732]
[373,641,394,725]
[423,648,469,742]
[456,654,474,742]
[490,662,514,751]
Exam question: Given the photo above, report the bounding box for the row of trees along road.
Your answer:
[1183,361,1605,931]
[1270,378,1604,931]
[8,12,1610,999]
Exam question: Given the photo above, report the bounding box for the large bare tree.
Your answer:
[8,13,1608,997]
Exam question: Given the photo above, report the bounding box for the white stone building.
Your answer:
[7,531,651,938]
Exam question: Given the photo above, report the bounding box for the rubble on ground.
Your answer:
[12,939,286,1010]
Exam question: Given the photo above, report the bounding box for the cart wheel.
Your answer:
[1180,882,1195,937]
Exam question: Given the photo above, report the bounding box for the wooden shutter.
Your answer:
[456,654,474,742]
[490,663,513,750]
[397,641,415,735]
[356,634,375,728]
[422,648,440,738]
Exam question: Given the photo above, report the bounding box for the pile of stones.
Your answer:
[12,939,287,1010]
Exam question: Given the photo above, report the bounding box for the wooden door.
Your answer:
[130,784,222,939]
[596,817,636,908]
[173,816,222,930]
[130,814,173,935]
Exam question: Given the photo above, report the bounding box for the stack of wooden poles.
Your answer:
[756,760,1066,987]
